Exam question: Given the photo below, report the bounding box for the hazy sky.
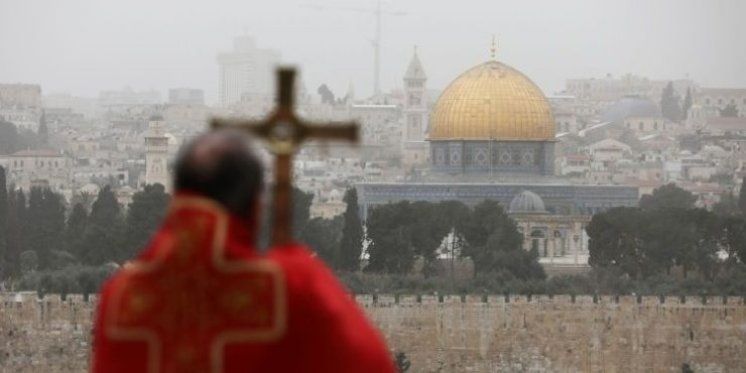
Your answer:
[1,0,744,104]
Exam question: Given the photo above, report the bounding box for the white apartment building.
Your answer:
[217,36,280,107]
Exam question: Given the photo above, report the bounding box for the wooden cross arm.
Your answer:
[209,117,359,144]
[302,121,359,143]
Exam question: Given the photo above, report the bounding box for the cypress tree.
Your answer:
[64,203,88,260]
[4,189,27,277]
[739,177,746,216]
[25,187,66,269]
[338,188,364,271]
[0,167,7,277]
[80,186,123,265]
[660,82,682,121]
[123,183,169,260]
[682,87,693,120]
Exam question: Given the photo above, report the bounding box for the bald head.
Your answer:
[175,130,264,220]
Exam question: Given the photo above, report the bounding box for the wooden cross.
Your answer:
[211,67,358,246]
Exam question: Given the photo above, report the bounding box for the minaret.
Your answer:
[401,46,429,167]
[144,114,170,190]
[403,46,427,141]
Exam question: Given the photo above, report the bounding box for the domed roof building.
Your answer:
[429,59,556,176]
[508,190,547,214]
[356,45,639,243]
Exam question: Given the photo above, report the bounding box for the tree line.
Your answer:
[587,183,746,280]
[4,160,746,297]
[364,199,544,280]
[0,165,170,293]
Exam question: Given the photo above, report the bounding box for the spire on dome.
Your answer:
[490,35,497,60]
[404,45,426,81]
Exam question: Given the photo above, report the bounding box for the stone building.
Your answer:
[508,190,590,276]
[357,47,638,218]
[0,149,71,191]
[217,35,280,107]
[697,88,746,117]
[143,114,170,190]
[401,47,429,168]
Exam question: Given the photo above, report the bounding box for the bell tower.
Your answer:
[144,114,171,191]
[402,46,429,167]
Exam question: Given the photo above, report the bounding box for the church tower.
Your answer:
[144,114,171,191]
[401,46,429,167]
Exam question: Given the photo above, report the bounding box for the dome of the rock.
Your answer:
[429,60,554,141]
[428,59,556,176]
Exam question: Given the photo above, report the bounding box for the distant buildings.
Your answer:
[0,84,41,108]
[98,87,161,111]
[168,88,204,106]
[696,88,746,117]
[0,84,42,131]
[565,74,694,104]
[0,149,71,191]
[217,36,280,107]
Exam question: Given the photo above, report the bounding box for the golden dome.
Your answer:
[429,60,555,141]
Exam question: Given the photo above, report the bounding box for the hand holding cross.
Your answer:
[211,67,359,246]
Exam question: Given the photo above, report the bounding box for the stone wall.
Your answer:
[1,292,745,372]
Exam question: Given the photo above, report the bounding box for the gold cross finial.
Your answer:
[490,35,497,60]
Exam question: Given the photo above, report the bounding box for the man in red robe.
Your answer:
[92,130,394,373]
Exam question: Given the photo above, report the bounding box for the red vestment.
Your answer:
[92,195,394,373]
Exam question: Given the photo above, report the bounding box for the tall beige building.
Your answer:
[217,36,280,107]
[401,47,429,167]
[144,115,170,191]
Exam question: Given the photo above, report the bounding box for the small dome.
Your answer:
[509,190,546,214]
[601,96,660,123]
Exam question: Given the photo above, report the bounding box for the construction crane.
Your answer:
[302,1,408,98]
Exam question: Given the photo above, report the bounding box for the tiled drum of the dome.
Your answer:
[428,60,556,175]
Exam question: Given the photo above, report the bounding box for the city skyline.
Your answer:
[1,0,745,104]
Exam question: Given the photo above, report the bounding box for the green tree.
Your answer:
[720,102,739,118]
[587,207,647,279]
[64,203,88,259]
[660,82,682,121]
[460,200,539,278]
[123,184,170,260]
[0,167,6,277]
[408,201,456,277]
[80,186,124,265]
[738,177,746,216]
[682,87,693,120]
[338,188,364,271]
[0,119,19,155]
[366,202,416,274]
[639,183,697,211]
[720,216,746,264]
[302,216,343,266]
[3,189,25,277]
[26,188,66,269]
[38,111,49,146]
[19,250,38,273]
